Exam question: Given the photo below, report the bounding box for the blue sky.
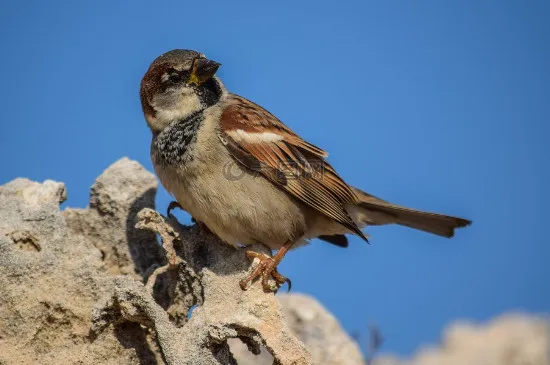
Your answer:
[1,0,549,356]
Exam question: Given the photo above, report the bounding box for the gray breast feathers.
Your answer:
[152,112,204,164]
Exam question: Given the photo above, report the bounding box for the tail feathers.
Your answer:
[353,188,471,238]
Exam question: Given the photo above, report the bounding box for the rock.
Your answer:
[1,157,547,365]
[1,157,340,365]
[0,160,164,365]
[91,208,311,365]
[229,293,366,365]
[63,157,163,276]
[373,314,550,365]
[279,294,366,365]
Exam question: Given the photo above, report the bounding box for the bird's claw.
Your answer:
[167,201,213,235]
[167,201,183,219]
[239,251,291,293]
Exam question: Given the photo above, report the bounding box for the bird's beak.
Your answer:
[189,58,221,86]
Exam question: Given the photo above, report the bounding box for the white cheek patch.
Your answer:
[228,129,285,143]
[153,89,203,122]
[145,114,169,133]
[176,91,202,117]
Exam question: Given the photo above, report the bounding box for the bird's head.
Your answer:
[140,49,223,133]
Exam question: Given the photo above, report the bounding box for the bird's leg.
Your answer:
[239,241,293,292]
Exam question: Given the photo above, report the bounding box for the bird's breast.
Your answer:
[150,103,312,248]
[152,112,204,165]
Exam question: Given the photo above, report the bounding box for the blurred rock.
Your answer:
[374,314,550,365]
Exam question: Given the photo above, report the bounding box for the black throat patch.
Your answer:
[153,111,203,164]
[195,78,222,108]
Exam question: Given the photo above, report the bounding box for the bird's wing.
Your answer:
[217,94,366,240]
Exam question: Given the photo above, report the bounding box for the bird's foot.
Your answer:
[167,201,183,219]
[239,250,291,293]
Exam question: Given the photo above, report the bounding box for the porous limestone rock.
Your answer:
[0,157,364,365]
[1,157,547,365]
[0,159,164,365]
[230,293,366,365]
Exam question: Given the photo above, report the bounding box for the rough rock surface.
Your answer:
[0,157,362,365]
[90,208,310,365]
[64,157,163,277]
[3,157,546,365]
[230,293,365,365]
[373,314,550,365]
[0,158,164,365]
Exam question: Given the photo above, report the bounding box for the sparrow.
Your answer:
[140,49,471,292]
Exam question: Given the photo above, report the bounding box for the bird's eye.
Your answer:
[168,73,181,83]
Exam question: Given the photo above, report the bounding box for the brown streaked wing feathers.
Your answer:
[219,94,366,240]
